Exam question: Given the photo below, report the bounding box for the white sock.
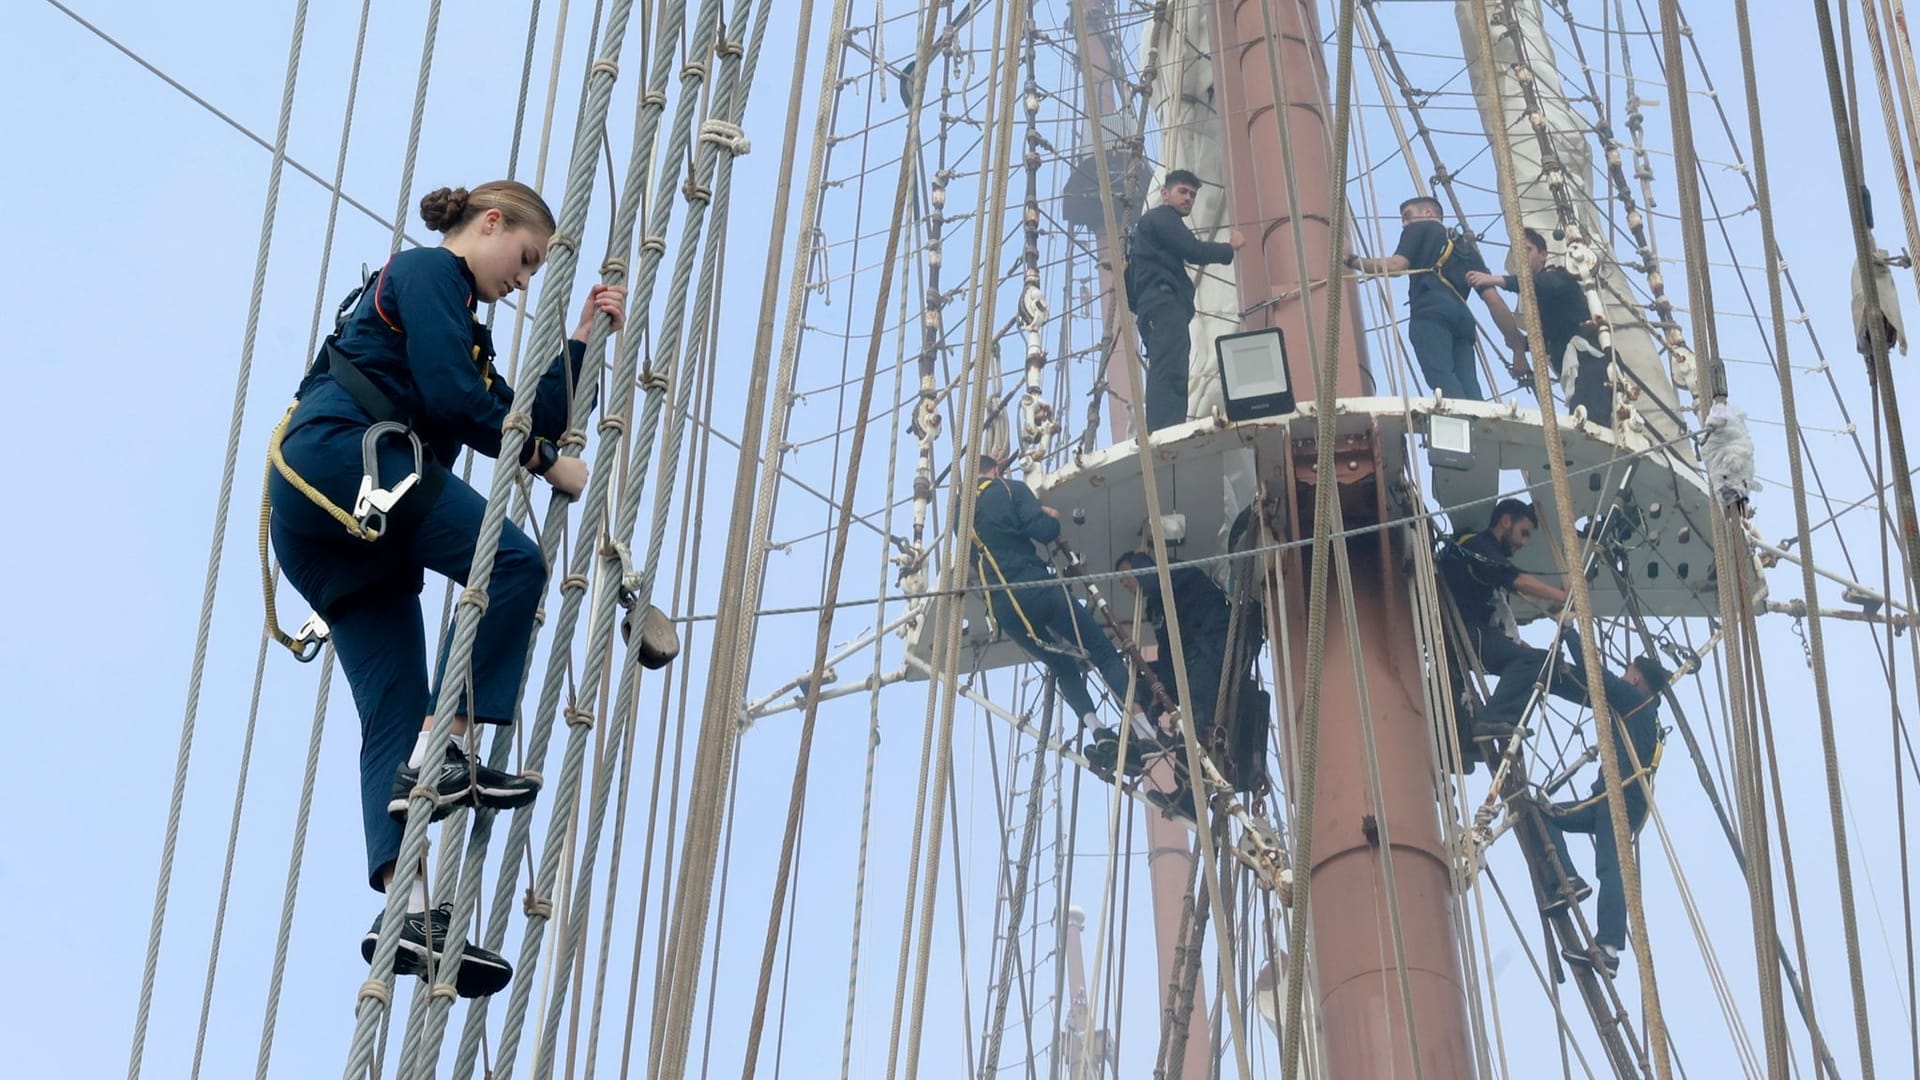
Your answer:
[407,876,429,914]
[406,728,469,768]
[407,731,433,769]
[407,730,439,769]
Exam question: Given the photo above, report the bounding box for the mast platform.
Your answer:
[907,396,1716,679]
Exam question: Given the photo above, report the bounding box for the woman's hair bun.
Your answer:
[419,187,473,233]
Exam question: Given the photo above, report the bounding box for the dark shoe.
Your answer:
[1562,943,1620,977]
[1472,720,1530,743]
[1083,727,1155,780]
[1541,876,1594,914]
[360,902,514,998]
[388,746,542,821]
[1145,786,1198,825]
[470,757,541,812]
[388,746,477,822]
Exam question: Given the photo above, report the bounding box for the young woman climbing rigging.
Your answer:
[266,180,626,995]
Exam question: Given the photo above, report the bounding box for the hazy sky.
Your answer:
[8,0,1920,1076]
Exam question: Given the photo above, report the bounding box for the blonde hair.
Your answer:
[418,181,557,236]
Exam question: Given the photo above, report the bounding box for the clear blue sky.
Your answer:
[6,0,1920,1076]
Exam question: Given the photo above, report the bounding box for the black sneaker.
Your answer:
[1472,720,1530,743]
[1144,786,1198,825]
[388,746,477,822]
[360,902,514,998]
[1083,727,1155,780]
[1562,943,1620,977]
[470,757,540,812]
[1541,876,1594,913]
[388,746,542,821]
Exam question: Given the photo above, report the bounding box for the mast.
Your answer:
[1207,0,1478,1075]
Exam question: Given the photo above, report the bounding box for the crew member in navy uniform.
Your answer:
[1539,630,1669,979]
[267,181,627,996]
[970,454,1159,770]
[1437,498,1571,741]
[1347,195,1525,400]
[1467,227,1613,421]
[1124,169,1245,433]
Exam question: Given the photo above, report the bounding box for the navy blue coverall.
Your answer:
[971,477,1132,721]
[268,246,590,890]
[1543,643,1662,953]
[1125,204,1236,432]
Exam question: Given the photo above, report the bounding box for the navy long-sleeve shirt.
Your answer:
[290,246,590,467]
[1125,204,1235,315]
[1563,640,1662,803]
[972,477,1059,584]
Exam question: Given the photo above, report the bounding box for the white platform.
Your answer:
[908,396,1718,678]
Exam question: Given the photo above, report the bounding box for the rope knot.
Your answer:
[429,982,459,1002]
[642,91,667,108]
[590,58,620,79]
[639,366,671,393]
[458,586,490,615]
[565,705,596,729]
[523,887,555,920]
[600,257,628,277]
[557,428,588,451]
[561,572,591,594]
[597,412,630,438]
[357,979,393,1007]
[502,411,534,435]
[641,235,668,255]
[519,769,544,787]
[681,60,709,83]
[699,119,751,156]
[549,234,578,255]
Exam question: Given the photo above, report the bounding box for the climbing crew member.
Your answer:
[1538,628,1669,978]
[1437,498,1571,742]
[266,182,627,997]
[1124,168,1245,433]
[971,454,1158,771]
[1113,549,1265,775]
[1465,227,1613,421]
[1346,196,1525,401]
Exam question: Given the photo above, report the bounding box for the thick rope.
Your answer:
[341,0,640,1068]
[1467,2,1675,1075]
[1062,3,1255,1073]
[126,3,309,1075]
[438,0,734,1072]
[1731,0,1851,1073]
[644,0,839,1073]
[524,0,769,1070]
[902,3,1029,1074]
[1807,0,1899,1070]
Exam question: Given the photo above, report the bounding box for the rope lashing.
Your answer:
[699,118,751,156]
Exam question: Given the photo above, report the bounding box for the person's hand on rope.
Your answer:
[1502,326,1529,355]
[570,283,629,343]
[1229,229,1247,252]
[543,455,588,500]
[1508,350,1531,382]
[1040,505,1061,519]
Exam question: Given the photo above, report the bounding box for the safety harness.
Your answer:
[969,477,1088,661]
[259,259,499,660]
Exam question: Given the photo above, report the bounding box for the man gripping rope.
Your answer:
[970,455,1162,772]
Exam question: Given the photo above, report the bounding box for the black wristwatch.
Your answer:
[526,438,560,476]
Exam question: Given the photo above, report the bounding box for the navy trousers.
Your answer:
[988,578,1133,721]
[271,433,547,891]
[1136,292,1193,433]
[1546,793,1648,950]
[1408,301,1484,401]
